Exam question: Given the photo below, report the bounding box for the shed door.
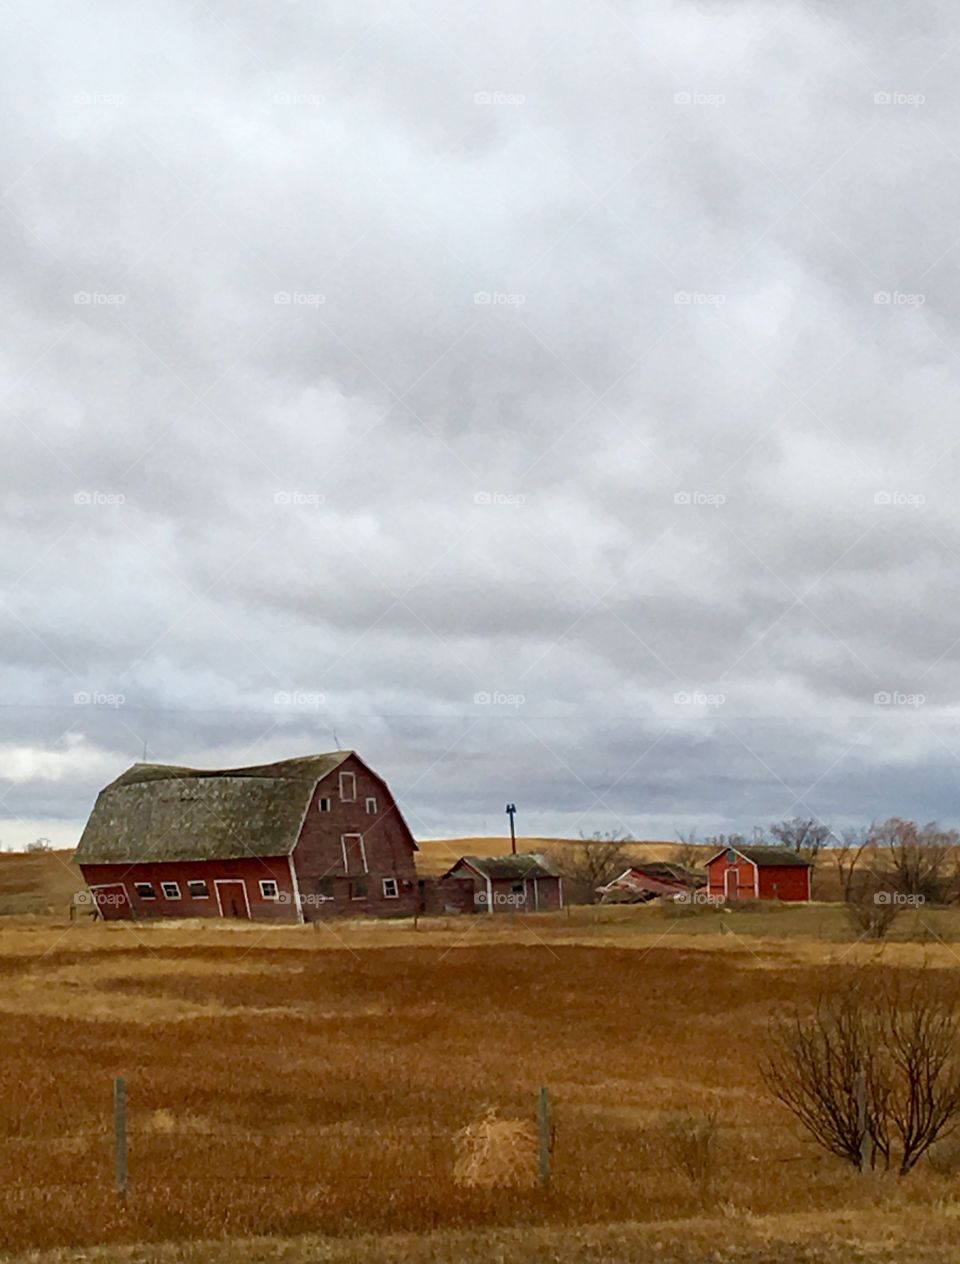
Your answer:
[724,868,739,899]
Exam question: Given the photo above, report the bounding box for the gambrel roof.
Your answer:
[74,752,355,865]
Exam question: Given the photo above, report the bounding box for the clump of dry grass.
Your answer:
[453,1108,538,1189]
[658,1111,721,1193]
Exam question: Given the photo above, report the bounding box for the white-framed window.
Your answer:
[382,877,399,899]
[318,796,331,813]
[341,833,367,874]
[134,882,156,900]
[365,796,377,814]
[187,880,209,899]
[160,882,181,900]
[339,771,356,801]
[259,880,280,900]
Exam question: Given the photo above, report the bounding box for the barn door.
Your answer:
[215,880,250,919]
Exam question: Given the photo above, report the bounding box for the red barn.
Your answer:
[74,751,421,922]
[704,844,812,902]
[440,854,563,914]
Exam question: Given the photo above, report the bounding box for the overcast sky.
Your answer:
[2,1,960,849]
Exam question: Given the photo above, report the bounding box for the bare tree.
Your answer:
[770,817,832,861]
[763,973,960,1175]
[871,818,958,904]
[551,830,632,904]
[672,828,701,870]
[833,826,872,903]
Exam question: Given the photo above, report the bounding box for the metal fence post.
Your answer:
[538,1085,550,1187]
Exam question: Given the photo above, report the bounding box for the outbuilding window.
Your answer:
[259,880,279,900]
[160,882,181,900]
[134,882,156,900]
[726,849,737,862]
[187,880,209,899]
[382,878,399,899]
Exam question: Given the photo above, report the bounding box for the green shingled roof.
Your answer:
[446,853,558,881]
[74,753,353,865]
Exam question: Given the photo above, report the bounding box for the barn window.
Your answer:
[726,849,737,862]
[134,882,156,900]
[339,772,356,802]
[350,879,368,900]
[340,833,367,874]
[318,797,331,813]
[160,882,181,900]
[259,880,279,900]
[317,878,334,899]
[187,880,209,899]
[382,877,399,898]
[366,796,377,814]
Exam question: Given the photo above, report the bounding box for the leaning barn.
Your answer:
[441,854,563,914]
[704,844,812,902]
[74,752,422,922]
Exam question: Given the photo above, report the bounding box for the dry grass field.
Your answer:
[1,903,960,1262]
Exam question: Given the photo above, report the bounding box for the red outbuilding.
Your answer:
[704,844,813,902]
[441,854,563,914]
[74,751,423,922]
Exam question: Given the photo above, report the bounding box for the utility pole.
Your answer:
[506,803,517,854]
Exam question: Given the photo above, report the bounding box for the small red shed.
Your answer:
[705,845,812,902]
[441,854,563,914]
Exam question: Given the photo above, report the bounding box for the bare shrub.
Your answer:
[453,1108,538,1189]
[872,818,958,904]
[660,1110,721,1191]
[844,872,902,940]
[763,973,960,1175]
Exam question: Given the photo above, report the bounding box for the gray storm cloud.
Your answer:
[2,0,959,847]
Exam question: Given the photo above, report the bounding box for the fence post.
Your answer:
[537,1085,550,1188]
[114,1076,128,1203]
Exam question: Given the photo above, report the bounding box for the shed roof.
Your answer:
[445,853,559,881]
[706,845,813,869]
[74,753,354,865]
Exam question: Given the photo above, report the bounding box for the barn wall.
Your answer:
[758,865,810,901]
[291,754,420,920]
[79,856,296,922]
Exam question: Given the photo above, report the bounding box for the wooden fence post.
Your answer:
[114,1076,128,1203]
[538,1085,550,1188]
